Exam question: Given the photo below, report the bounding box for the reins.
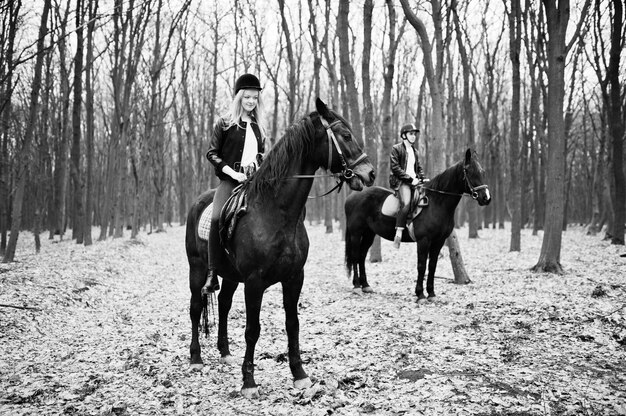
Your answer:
[422,165,489,200]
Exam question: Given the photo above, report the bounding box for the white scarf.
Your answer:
[241,122,258,168]
[404,141,416,179]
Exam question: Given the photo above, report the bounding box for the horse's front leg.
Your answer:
[189,257,206,370]
[281,270,311,388]
[415,241,429,300]
[426,240,446,298]
[241,278,265,399]
[217,278,239,364]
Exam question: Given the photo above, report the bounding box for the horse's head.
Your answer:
[314,98,376,191]
[463,149,491,206]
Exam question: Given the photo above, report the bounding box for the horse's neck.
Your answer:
[274,159,317,215]
[431,165,465,210]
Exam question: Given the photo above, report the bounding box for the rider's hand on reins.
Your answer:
[232,172,247,183]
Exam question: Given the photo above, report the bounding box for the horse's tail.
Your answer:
[344,227,354,279]
[201,292,216,338]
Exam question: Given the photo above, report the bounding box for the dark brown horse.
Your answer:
[185,98,375,398]
[345,149,490,299]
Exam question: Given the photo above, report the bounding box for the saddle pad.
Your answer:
[381,194,400,217]
[381,193,422,242]
[197,203,214,241]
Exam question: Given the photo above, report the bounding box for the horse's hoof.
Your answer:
[351,287,362,294]
[294,377,312,390]
[219,355,238,365]
[361,286,374,294]
[241,387,260,399]
[189,363,203,371]
[427,296,436,302]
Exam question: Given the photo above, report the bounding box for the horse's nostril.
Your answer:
[370,171,376,182]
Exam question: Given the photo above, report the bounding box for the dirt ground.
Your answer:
[1,221,625,415]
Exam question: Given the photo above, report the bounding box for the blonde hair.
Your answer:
[223,89,266,135]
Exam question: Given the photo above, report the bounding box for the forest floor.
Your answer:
[1,220,625,416]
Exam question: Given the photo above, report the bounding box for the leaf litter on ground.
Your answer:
[0,222,625,415]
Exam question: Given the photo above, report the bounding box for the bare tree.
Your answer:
[70,0,85,243]
[4,0,51,262]
[360,0,381,254]
[400,0,471,284]
[451,0,480,239]
[83,0,98,246]
[532,0,591,273]
[99,0,151,240]
[374,0,405,262]
[505,0,523,251]
[591,0,625,244]
[278,0,297,124]
[50,2,72,240]
[337,0,363,143]
[0,0,21,254]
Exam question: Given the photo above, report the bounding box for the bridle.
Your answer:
[291,115,370,197]
[422,165,488,200]
[463,166,489,199]
[318,116,369,180]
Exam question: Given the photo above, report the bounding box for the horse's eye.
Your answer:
[343,133,352,141]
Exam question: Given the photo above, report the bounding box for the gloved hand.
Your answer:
[411,178,420,186]
[231,171,248,183]
[223,165,248,183]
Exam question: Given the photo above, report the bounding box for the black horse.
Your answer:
[185,98,375,398]
[345,149,490,299]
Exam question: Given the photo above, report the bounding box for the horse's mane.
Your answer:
[248,113,317,198]
[428,160,464,191]
[427,150,483,192]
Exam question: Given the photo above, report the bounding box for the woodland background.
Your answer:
[0,0,624,270]
[1,1,626,414]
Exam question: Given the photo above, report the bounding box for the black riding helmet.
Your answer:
[400,123,420,139]
[234,74,262,95]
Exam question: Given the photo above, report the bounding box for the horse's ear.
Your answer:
[465,148,472,166]
[316,98,331,118]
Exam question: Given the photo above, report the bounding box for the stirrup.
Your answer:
[417,196,429,207]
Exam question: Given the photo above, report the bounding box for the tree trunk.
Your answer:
[53,4,72,240]
[337,0,363,143]
[70,0,85,243]
[607,0,625,245]
[532,0,570,273]
[278,0,297,124]
[361,0,381,257]
[3,0,51,262]
[451,0,479,239]
[83,0,97,246]
[0,0,20,254]
[507,0,522,251]
[401,0,470,285]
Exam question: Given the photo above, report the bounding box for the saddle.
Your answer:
[380,185,429,242]
[219,182,249,252]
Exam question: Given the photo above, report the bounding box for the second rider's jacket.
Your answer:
[389,142,423,190]
[206,116,265,181]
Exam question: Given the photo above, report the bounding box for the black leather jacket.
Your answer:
[389,141,423,189]
[206,117,265,181]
